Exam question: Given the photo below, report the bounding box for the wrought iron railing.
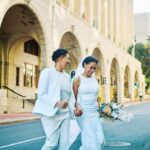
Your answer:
[2,86,36,108]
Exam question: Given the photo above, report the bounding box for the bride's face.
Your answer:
[84,62,97,77]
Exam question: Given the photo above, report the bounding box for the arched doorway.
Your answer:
[110,58,120,102]
[92,48,105,104]
[134,71,140,99]
[0,4,46,102]
[0,4,45,88]
[59,32,81,74]
[124,66,131,98]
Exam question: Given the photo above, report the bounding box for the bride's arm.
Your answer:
[73,77,80,107]
[73,77,83,116]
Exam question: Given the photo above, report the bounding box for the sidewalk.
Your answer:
[0,112,40,125]
[123,98,150,107]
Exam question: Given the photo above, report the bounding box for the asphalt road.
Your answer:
[0,101,150,150]
[71,101,150,150]
[0,121,45,150]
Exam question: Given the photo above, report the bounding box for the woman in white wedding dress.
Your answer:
[73,56,105,150]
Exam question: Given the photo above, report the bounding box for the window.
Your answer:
[23,63,33,87]
[23,63,38,88]
[16,67,20,86]
[34,65,38,88]
[24,40,39,56]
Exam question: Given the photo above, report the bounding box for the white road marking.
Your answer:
[0,120,80,149]
[0,136,45,149]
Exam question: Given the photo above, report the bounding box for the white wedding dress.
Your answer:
[76,75,105,150]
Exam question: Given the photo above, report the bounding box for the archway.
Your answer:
[59,32,81,74]
[110,58,120,102]
[0,4,45,97]
[124,66,131,98]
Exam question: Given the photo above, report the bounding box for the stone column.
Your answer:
[68,0,74,13]
[79,0,85,18]
[100,0,105,34]
[130,75,135,101]
[107,0,111,38]
[123,0,127,50]
[97,0,101,33]
[116,0,121,47]
[89,0,93,26]
[105,74,110,103]
[104,60,110,103]
[130,0,134,48]
[118,67,124,103]
[3,61,8,87]
[104,0,108,36]
[128,0,131,46]
[126,0,130,50]
[110,0,114,41]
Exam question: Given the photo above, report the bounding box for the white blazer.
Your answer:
[32,67,75,118]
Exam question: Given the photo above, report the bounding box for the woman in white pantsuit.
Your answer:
[73,56,105,150]
[33,49,76,150]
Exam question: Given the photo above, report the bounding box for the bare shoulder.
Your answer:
[73,76,80,86]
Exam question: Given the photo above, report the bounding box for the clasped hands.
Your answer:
[55,100,83,117]
[74,101,83,117]
[74,106,83,117]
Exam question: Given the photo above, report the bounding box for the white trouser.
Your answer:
[41,116,70,150]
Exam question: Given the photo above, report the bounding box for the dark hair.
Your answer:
[70,70,76,79]
[52,48,68,62]
[82,56,98,67]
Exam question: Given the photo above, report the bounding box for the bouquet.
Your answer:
[98,102,134,122]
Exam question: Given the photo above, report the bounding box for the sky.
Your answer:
[134,0,150,13]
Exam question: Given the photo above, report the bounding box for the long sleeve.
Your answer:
[32,68,60,117]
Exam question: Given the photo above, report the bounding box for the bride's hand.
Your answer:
[74,107,83,117]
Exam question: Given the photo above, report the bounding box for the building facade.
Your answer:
[0,0,145,113]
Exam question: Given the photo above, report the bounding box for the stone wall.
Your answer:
[0,89,7,113]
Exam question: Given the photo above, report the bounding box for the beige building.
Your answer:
[0,0,145,114]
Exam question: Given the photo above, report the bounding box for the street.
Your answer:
[70,101,150,150]
[0,121,45,150]
[0,101,150,150]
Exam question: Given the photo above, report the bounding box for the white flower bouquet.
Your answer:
[98,102,134,122]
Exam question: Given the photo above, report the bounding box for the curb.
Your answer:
[0,117,40,126]
[123,99,150,107]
